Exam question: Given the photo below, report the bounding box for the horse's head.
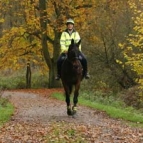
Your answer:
[67,39,81,62]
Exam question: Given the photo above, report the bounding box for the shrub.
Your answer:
[121,86,143,109]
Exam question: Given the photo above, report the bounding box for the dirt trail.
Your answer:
[0,89,143,143]
[3,90,112,125]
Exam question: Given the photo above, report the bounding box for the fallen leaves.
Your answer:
[0,120,143,143]
[0,121,48,143]
[10,88,64,98]
[0,89,143,143]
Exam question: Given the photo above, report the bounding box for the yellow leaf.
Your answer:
[0,19,4,23]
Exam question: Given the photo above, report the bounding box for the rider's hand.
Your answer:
[63,50,67,54]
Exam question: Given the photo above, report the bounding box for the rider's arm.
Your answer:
[60,32,67,53]
[74,32,81,51]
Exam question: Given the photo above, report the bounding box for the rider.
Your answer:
[55,18,90,80]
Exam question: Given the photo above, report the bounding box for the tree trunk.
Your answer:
[48,30,62,88]
[39,0,62,88]
[39,0,51,87]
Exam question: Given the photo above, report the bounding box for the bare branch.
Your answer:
[75,4,93,9]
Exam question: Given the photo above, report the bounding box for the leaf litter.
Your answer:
[0,89,142,143]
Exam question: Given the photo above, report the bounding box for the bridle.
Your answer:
[67,48,79,62]
[66,47,82,72]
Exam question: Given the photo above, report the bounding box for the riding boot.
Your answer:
[84,64,90,79]
[55,57,62,80]
[55,69,61,80]
[55,73,61,80]
[85,72,90,79]
[55,61,62,80]
[55,53,66,80]
[79,52,90,79]
[80,58,90,79]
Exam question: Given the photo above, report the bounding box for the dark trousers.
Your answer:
[57,52,88,76]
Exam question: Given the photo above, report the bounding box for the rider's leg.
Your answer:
[55,54,63,80]
[55,53,66,80]
[79,52,90,79]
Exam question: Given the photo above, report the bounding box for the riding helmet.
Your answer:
[66,18,74,25]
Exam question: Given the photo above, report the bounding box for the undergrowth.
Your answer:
[0,72,48,89]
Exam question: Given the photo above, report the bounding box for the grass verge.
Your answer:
[52,92,143,125]
[0,71,48,89]
[0,98,14,126]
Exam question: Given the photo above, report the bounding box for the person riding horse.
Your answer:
[55,18,90,80]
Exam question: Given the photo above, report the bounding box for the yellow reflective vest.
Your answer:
[60,29,81,53]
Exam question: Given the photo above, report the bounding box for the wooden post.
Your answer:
[26,61,31,88]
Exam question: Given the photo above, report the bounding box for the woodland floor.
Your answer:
[0,88,143,143]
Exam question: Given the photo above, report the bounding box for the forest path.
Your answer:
[0,89,143,143]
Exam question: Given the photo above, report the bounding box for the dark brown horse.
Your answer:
[61,39,83,116]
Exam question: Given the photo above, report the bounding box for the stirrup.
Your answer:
[55,75,60,80]
[85,73,90,79]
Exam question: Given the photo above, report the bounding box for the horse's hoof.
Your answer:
[67,110,72,116]
[72,106,77,115]
[72,110,76,115]
[67,106,72,116]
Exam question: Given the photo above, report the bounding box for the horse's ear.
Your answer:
[77,39,81,46]
[71,39,74,45]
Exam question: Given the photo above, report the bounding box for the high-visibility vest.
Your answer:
[60,29,81,53]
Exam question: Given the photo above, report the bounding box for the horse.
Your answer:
[61,39,83,116]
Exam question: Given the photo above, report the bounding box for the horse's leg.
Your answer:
[66,91,73,116]
[64,84,72,116]
[72,83,80,115]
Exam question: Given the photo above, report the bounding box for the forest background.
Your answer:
[0,0,143,110]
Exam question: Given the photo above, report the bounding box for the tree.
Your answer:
[82,0,138,90]
[120,0,143,88]
[1,0,139,90]
[0,0,95,88]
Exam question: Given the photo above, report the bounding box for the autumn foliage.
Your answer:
[0,0,143,92]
